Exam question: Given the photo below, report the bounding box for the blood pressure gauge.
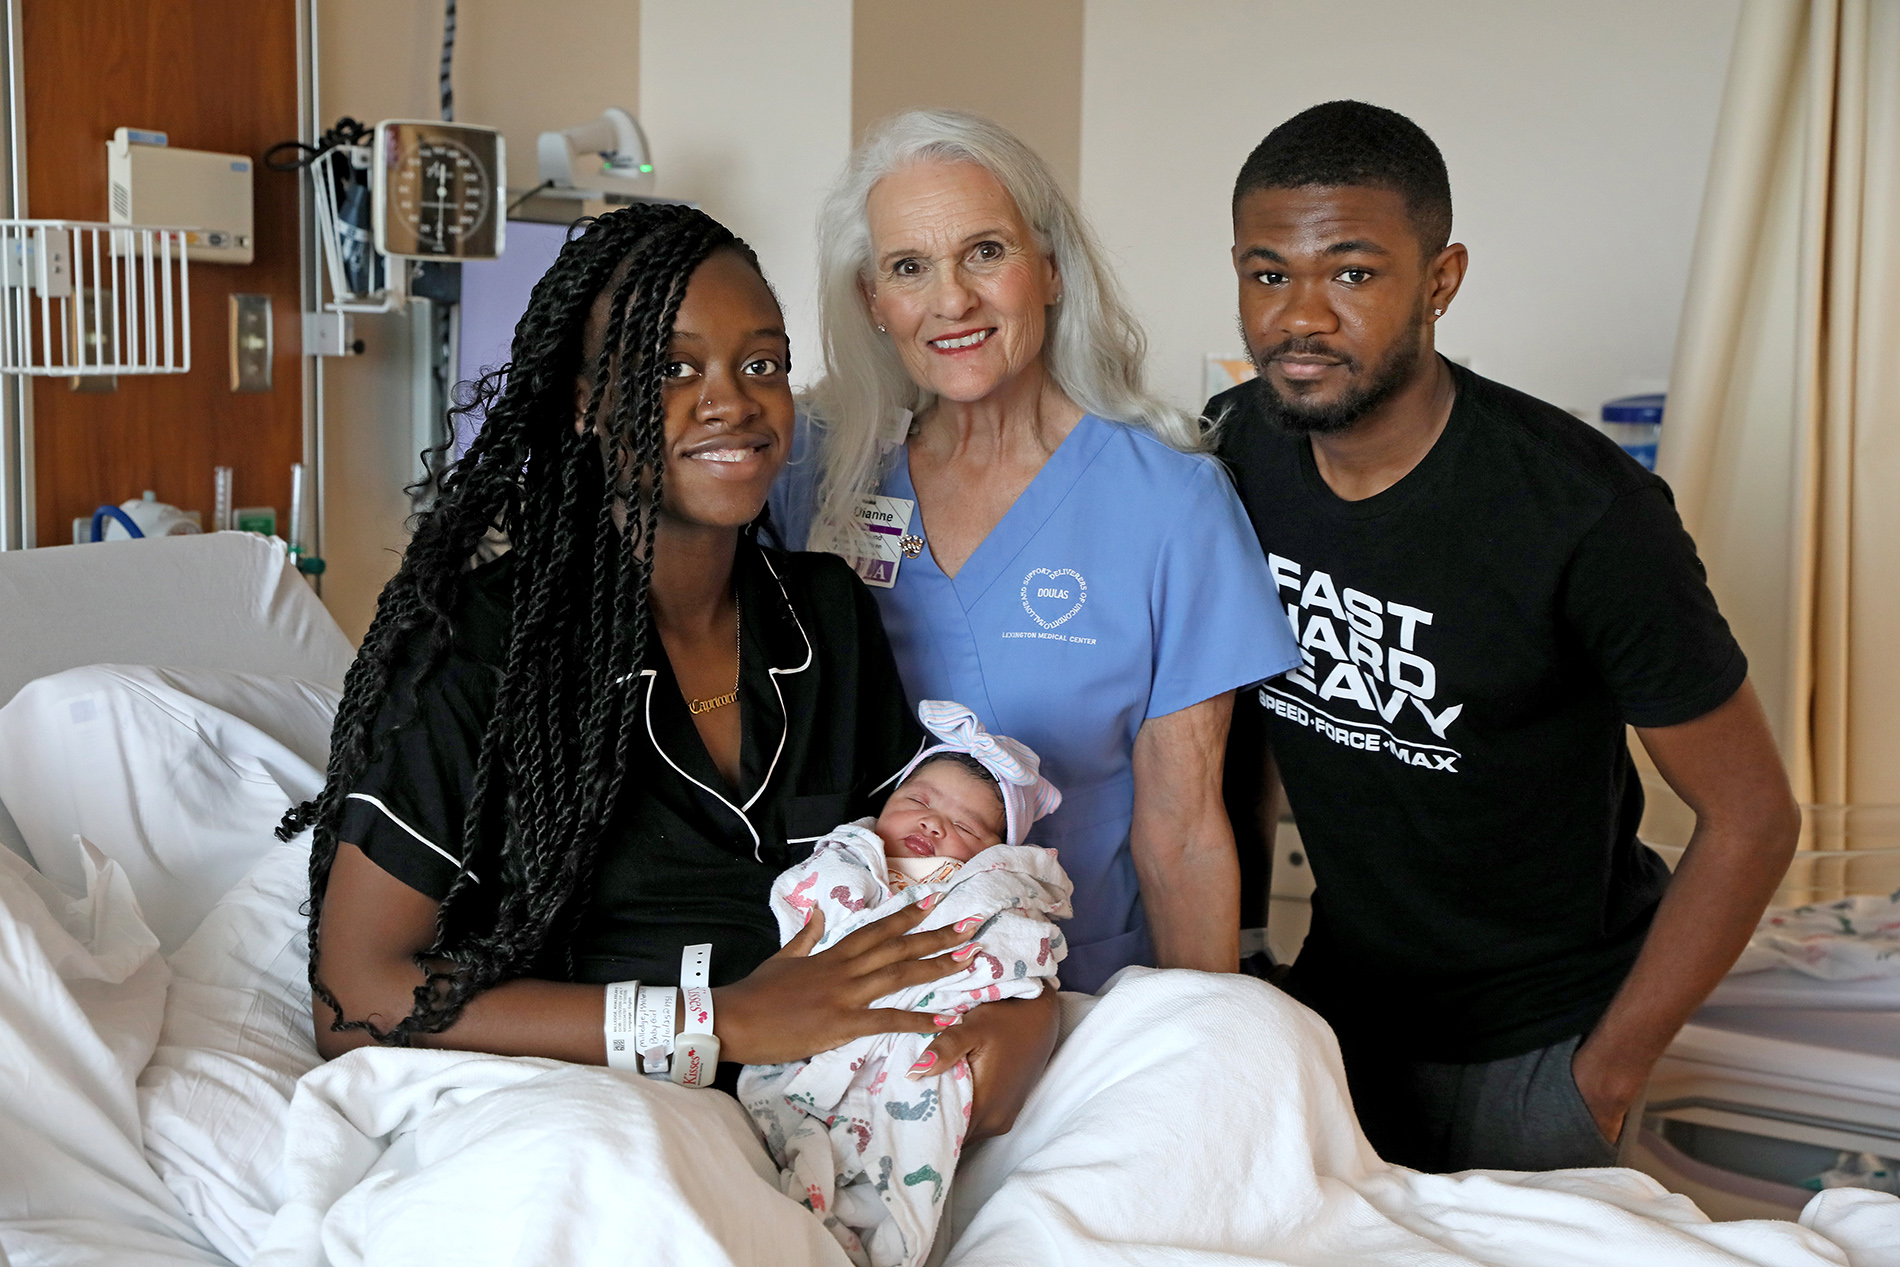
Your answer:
[371,120,505,260]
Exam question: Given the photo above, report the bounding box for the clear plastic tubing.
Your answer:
[289,463,306,554]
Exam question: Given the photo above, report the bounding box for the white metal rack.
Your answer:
[0,219,191,376]
[310,145,406,313]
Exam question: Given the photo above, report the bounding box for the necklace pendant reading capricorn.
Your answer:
[686,603,743,716]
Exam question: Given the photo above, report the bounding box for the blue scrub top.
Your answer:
[772,415,1299,990]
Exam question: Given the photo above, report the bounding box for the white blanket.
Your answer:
[948,970,1896,1267]
[4,665,1899,1267]
[0,665,339,952]
[0,841,225,1267]
[250,1051,852,1267]
[223,969,1897,1267]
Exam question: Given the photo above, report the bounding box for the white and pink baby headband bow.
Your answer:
[896,700,1062,847]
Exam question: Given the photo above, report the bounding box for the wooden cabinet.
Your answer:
[23,0,302,547]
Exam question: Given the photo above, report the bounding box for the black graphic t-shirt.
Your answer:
[1210,361,1746,1064]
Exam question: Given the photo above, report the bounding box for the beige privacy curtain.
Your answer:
[1650,0,1900,851]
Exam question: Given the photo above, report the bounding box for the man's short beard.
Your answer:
[1248,321,1425,436]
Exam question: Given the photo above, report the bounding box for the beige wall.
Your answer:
[314,0,639,642]
[852,0,1084,199]
[641,0,852,391]
[314,1,1744,650]
[448,0,641,192]
[1079,0,1743,418]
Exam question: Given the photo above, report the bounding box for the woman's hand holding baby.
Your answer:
[910,986,1061,1143]
[713,898,980,1065]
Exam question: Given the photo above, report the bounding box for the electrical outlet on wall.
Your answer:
[229,294,272,392]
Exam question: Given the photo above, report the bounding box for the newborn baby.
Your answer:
[739,701,1071,1267]
[878,750,1011,888]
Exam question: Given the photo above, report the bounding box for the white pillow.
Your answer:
[0,665,339,952]
[139,842,320,1265]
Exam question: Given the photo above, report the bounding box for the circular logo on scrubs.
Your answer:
[1021,568,1087,629]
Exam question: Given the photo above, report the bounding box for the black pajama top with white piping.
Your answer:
[337,536,925,988]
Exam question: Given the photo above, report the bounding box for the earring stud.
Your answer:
[877,324,886,333]
[1433,308,1443,316]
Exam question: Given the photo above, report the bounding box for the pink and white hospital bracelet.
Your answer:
[672,942,719,1088]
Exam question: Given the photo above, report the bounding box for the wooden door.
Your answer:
[23,0,301,548]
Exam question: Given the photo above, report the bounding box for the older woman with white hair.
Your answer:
[773,111,1299,995]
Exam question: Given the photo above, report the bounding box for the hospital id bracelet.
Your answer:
[672,942,717,1089]
[679,942,715,1038]
[603,979,640,1071]
[671,1031,720,1088]
[635,984,679,1075]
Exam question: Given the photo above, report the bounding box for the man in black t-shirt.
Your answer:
[1208,102,1799,1172]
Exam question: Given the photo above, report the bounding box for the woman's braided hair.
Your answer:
[278,204,762,1044]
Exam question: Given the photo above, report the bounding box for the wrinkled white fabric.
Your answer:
[739,823,1070,1267]
[0,665,338,952]
[1802,1188,1900,1266]
[249,1049,851,1267]
[5,664,1899,1265]
[139,844,320,1264]
[0,840,224,1267]
[947,968,1891,1267]
[7,851,1899,1267]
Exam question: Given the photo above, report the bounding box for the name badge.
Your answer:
[812,494,918,588]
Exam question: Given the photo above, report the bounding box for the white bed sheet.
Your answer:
[0,529,351,932]
[0,839,225,1267]
[140,845,318,1265]
[0,666,340,954]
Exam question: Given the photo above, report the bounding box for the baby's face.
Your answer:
[876,763,1005,862]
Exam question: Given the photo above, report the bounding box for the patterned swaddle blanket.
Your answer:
[1732,891,1900,980]
[738,820,1071,1267]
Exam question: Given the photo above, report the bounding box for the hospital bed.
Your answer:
[0,533,352,946]
[0,535,1895,1267]
[0,532,353,709]
[1634,839,1900,1221]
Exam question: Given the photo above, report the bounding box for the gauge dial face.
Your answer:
[375,122,503,260]
[391,139,491,252]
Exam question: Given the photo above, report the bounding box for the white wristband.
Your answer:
[603,980,640,1070]
[672,943,718,1089]
[679,941,715,1037]
[635,985,678,1075]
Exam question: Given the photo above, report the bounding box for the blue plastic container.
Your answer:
[1601,393,1665,470]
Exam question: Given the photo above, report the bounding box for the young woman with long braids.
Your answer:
[283,205,1059,1137]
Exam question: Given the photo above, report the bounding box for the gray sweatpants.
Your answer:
[1343,1033,1637,1173]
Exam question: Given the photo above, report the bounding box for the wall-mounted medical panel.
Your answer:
[107,129,254,264]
